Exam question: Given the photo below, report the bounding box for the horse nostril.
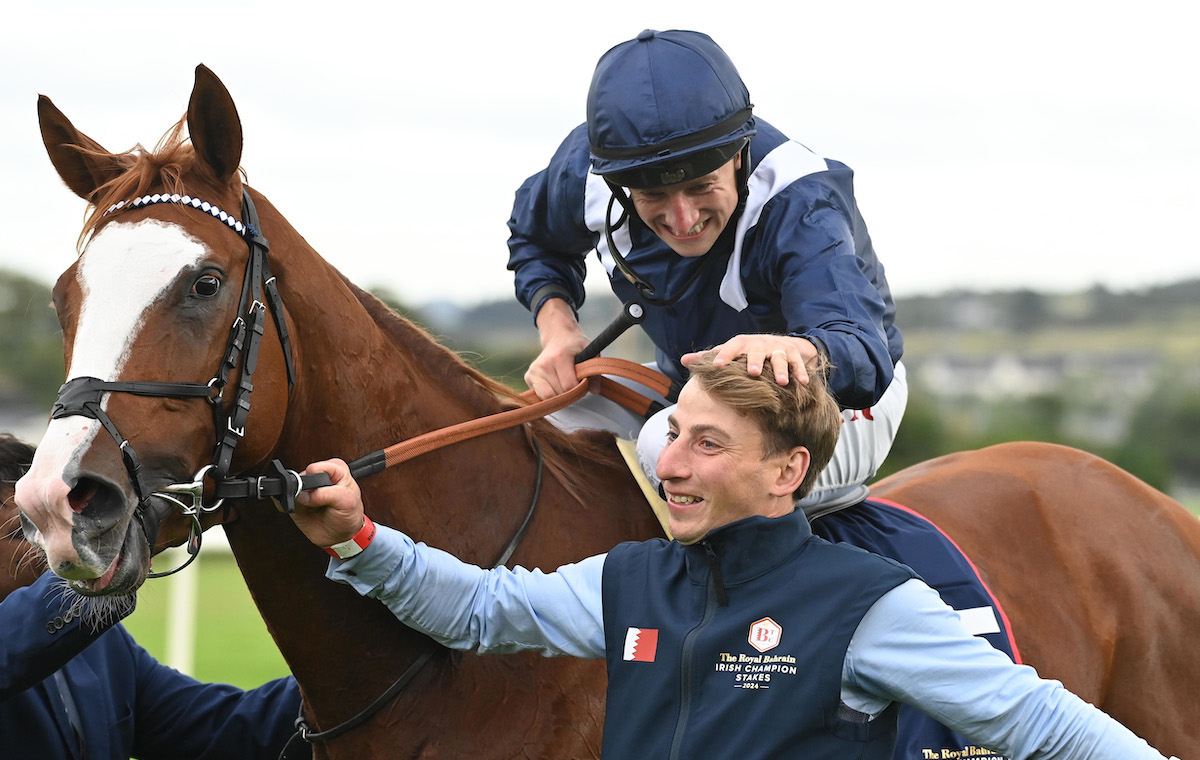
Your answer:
[67,478,100,514]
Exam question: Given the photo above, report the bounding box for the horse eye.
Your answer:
[192,275,221,298]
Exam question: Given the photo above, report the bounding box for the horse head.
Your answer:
[15,65,292,597]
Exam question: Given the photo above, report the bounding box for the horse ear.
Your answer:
[37,95,123,201]
[187,64,243,184]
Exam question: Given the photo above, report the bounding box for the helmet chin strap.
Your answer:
[601,141,752,308]
[601,183,656,297]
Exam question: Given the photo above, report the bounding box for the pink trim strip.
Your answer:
[869,498,1023,665]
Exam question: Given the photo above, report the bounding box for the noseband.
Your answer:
[51,189,320,577]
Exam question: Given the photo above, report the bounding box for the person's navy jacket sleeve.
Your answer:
[507,123,595,317]
[0,571,115,701]
[754,176,896,408]
[123,639,304,760]
[1,571,307,759]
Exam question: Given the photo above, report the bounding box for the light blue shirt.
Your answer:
[329,524,1170,760]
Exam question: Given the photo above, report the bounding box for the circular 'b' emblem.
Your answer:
[748,617,782,653]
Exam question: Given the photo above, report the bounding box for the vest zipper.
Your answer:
[668,541,725,759]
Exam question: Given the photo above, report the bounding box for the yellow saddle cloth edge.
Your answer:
[615,437,673,541]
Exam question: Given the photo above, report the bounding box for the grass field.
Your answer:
[121,552,289,689]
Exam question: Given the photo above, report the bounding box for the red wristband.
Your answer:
[323,515,377,559]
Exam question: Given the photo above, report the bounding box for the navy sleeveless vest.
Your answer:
[600,509,915,759]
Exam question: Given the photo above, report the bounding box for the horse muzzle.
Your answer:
[15,456,152,595]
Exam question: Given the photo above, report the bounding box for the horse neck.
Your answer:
[222,218,596,724]
[244,197,526,498]
[269,251,545,556]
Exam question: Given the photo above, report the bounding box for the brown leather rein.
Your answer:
[372,357,672,470]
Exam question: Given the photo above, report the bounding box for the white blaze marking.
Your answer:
[71,220,208,380]
[27,219,208,483]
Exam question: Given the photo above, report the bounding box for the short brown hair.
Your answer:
[685,353,841,498]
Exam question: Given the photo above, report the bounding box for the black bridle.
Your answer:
[51,189,321,577]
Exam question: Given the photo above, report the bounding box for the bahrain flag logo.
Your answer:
[623,627,659,662]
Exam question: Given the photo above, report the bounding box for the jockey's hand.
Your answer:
[525,298,592,400]
[290,458,366,548]
[682,334,820,386]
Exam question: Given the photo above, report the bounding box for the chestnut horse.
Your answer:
[16,65,1200,759]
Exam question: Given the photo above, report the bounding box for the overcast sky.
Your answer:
[2,0,1196,310]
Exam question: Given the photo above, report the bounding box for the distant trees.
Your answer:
[1112,368,1200,492]
[0,271,63,408]
[876,367,1200,495]
[882,280,1200,499]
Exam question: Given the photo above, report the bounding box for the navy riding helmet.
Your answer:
[587,29,757,192]
[586,30,758,298]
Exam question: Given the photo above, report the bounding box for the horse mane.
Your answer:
[76,115,244,250]
[344,277,621,503]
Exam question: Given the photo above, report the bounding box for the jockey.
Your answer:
[507,28,906,515]
[507,30,1018,760]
